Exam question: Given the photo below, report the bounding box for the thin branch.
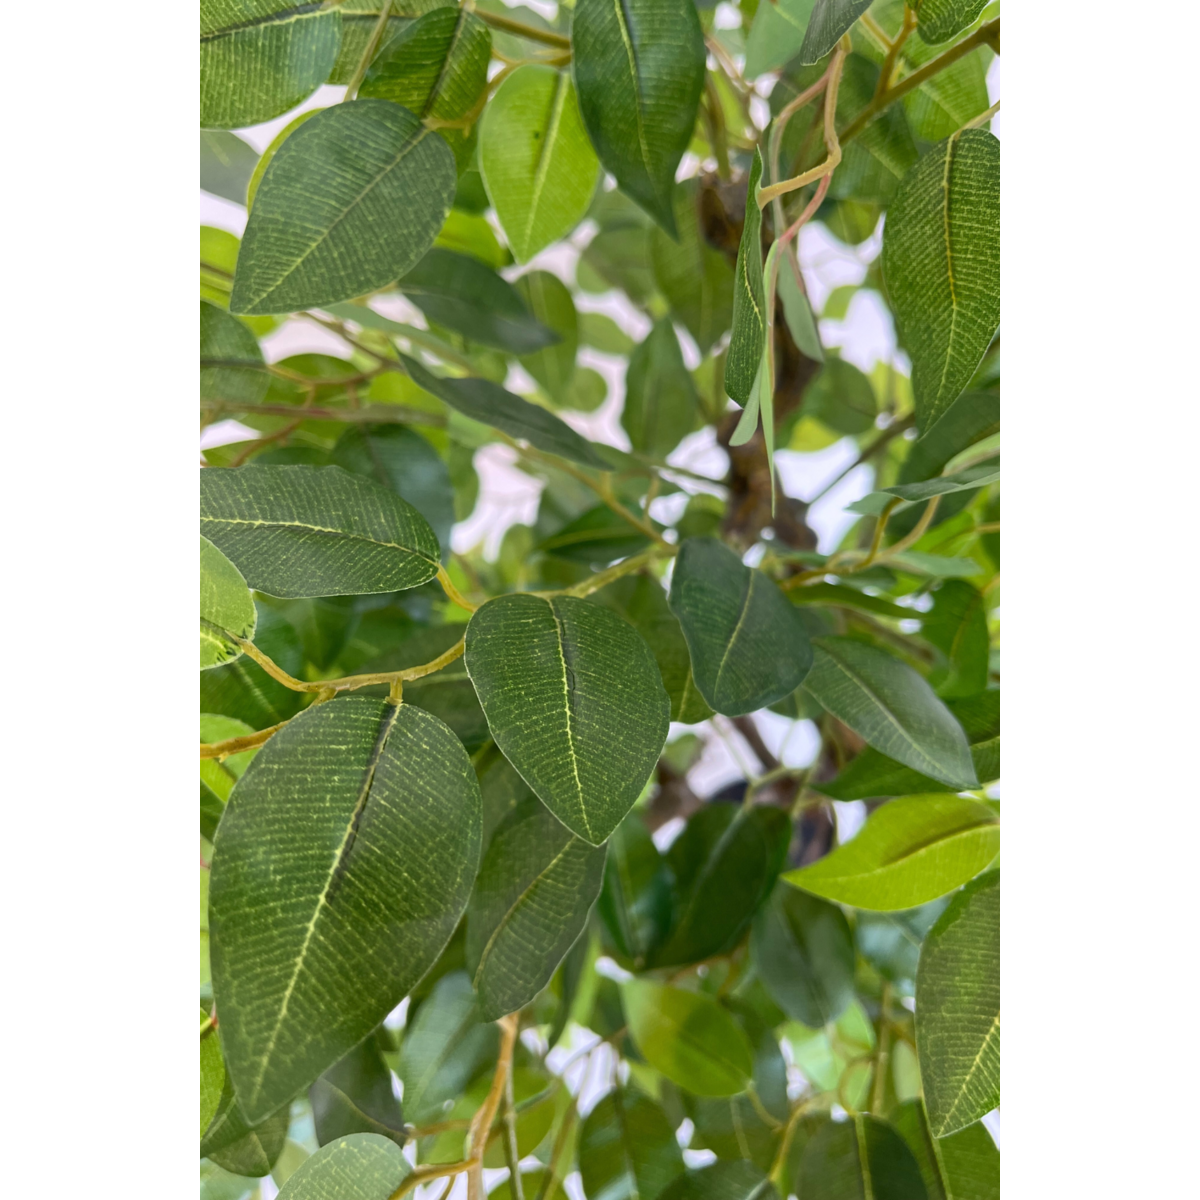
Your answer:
[201,401,446,427]
[437,563,480,614]
[805,415,916,505]
[874,6,917,99]
[961,99,1000,131]
[200,720,292,760]
[343,1,393,100]
[475,9,571,50]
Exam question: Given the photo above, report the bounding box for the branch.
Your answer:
[343,1,393,100]
[476,9,571,50]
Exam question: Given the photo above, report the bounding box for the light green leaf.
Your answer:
[797,1114,929,1199]
[464,593,670,845]
[201,536,257,670]
[916,0,988,44]
[882,130,1000,430]
[728,350,764,448]
[668,537,813,717]
[579,311,635,354]
[402,355,610,470]
[200,465,440,598]
[622,320,698,458]
[467,796,607,1020]
[724,148,766,406]
[622,980,754,1097]
[579,1087,685,1200]
[201,1016,225,1137]
[751,885,855,1028]
[481,65,600,263]
[798,0,873,64]
[201,131,259,204]
[745,0,815,77]
[776,254,824,362]
[891,1099,1000,1200]
[309,1035,405,1149]
[230,101,456,316]
[801,637,978,788]
[923,580,989,698]
[848,457,999,513]
[201,300,268,408]
[597,812,673,967]
[571,0,706,233]
[660,1160,780,1200]
[201,1075,290,1177]
[200,1,341,130]
[785,794,998,910]
[275,1133,410,1200]
[916,869,1000,1136]
[210,695,482,1122]
[516,271,579,404]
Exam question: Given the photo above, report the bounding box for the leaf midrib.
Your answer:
[521,71,571,255]
[201,514,437,566]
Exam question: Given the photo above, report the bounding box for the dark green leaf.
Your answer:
[201,536,257,670]
[274,1133,410,1200]
[848,457,999,513]
[540,505,652,565]
[798,0,874,65]
[802,357,878,436]
[891,1100,999,1200]
[916,0,988,44]
[516,271,579,404]
[855,899,948,992]
[201,131,260,204]
[659,1158,779,1200]
[597,811,673,967]
[579,1087,685,1200]
[201,1018,225,1137]
[724,149,766,406]
[201,1076,289,1177]
[201,300,268,408]
[922,580,989,698]
[622,320,698,458]
[310,1035,405,1149]
[898,391,1000,484]
[798,1114,929,1200]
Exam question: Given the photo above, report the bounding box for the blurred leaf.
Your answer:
[745,0,815,77]
[623,320,698,458]
[201,1015,225,1137]
[201,131,259,204]
[579,1087,685,1200]
[200,299,267,408]
[310,1034,405,1148]
[798,0,874,64]
[517,271,579,404]
[201,1075,289,1177]
[854,898,949,991]
[659,1159,779,1200]
[540,504,652,565]
[891,1100,999,1200]
[922,580,989,697]
[597,811,673,966]
[578,311,635,354]
[797,1114,929,1199]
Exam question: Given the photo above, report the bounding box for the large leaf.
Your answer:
[797,1114,929,1200]
[466,796,607,1020]
[916,0,988,44]
[201,131,260,204]
[802,637,978,789]
[275,1133,410,1200]
[402,355,609,470]
[200,1,341,130]
[669,538,813,717]
[848,456,999,513]
[916,870,1000,1136]
[464,593,670,845]
[922,580,989,698]
[579,1087,686,1200]
[201,299,268,407]
[597,812,672,968]
[891,1100,999,1200]
[724,149,766,406]
[481,65,600,262]
[798,0,874,64]
[622,980,754,1097]
[571,0,706,233]
[516,271,579,404]
[622,320,698,458]
[899,391,1000,484]
[751,884,855,1028]
[201,1075,290,1177]
[654,804,790,967]
[309,1034,405,1149]
[882,131,1000,430]
[230,102,456,316]
[200,465,440,598]
[659,1158,779,1200]
[784,794,998,911]
[209,695,482,1122]
[201,536,257,670]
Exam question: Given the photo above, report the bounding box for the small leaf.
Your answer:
[891,1099,1000,1200]
[659,1157,779,1200]
[848,456,999,513]
[669,537,813,717]
[916,869,1000,1136]
[201,1075,290,1177]
[200,299,267,408]
[579,1087,685,1200]
[784,794,997,910]
[572,0,706,233]
[797,1114,929,1199]
[597,812,673,967]
[801,637,978,788]
[516,271,579,404]
[916,0,989,45]
[481,65,600,262]
[797,0,874,65]
[201,131,260,204]
[200,465,440,598]
[275,1133,410,1200]
[466,796,607,1020]
[922,580,989,698]
[464,593,670,846]
[230,101,456,316]
[621,980,754,1097]
[776,255,824,362]
[724,149,766,406]
[200,536,257,670]
[622,320,698,458]
[201,1015,225,1137]
[310,1035,405,1149]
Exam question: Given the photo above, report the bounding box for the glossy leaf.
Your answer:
[659,1158,779,1200]
[891,1100,1000,1200]
[309,1035,405,1149]
[201,131,259,204]
[230,102,456,316]
[922,580,989,698]
[481,65,600,262]
[597,811,673,967]
[622,320,698,458]
[724,149,766,406]
[517,271,579,404]
[784,794,998,911]
[201,536,257,670]
[916,0,988,44]
[579,1087,686,1200]
[275,1133,410,1200]
[916,870,1000,1136]
[209,695,482,1122]
[669,537,813,717]
[464,593,670,845]
[201,1017,225,1137]
[200,299,268,408]
[201,1075,290,1177]
[200,1,341,130]
[622,980,754,1097]
[797,1114,929,1200]
[882,131,1000,430]
[572,0,706,233]
[802,637,978,789]
[798,0,874,65]
[200,465,440,598]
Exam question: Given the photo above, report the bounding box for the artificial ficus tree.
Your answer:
[199,0,1000,1196]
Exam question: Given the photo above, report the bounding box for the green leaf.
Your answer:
[466,795,607,1020]
[751,885,855,1028]
[202,131,260,204]
[309,1034,405,1149]
[481,65,600,263]
[201,1075,290,1177]
[622,320,698,458]
[209,695,482,1122]
[331,425,456,559]
[668,537,813,717]
[329,1,435,85]
[201,1017,226,1137]
[724,149,766,406]
[891,1100,999,1200]
[464,593,670,845]
[247,109,324,212]
[802,357,878,437]
[855,899,949,993]
[903,44,990,143]
[200,465,440,598]
[881,130,1000,430]
[659,1157,779,1200]
[399,248,558,354]
[275,1133,410,1200]
[798,0,874,65]
[916,869,1000,1136]
[571,0,706,233]
[922,580,989,698]
[579,1087,685,1200]
[899,391,1000,484]
[801,637,978,789]
[650,179,736,354]
[401,355,610,470]
[201,300,268,408]
[579,311,635,355]
[597,812,673,967]
[200,2,341,130]
[745,0,815,78]
[784,794,998,911]
[797,1114,929,1200]
[516,271,579,404]
[230,101,456,316]
[776,255,824,362]
[622,980,754,1097]
[655,804,791,967]
[916,0,988,44]
[201,536,257,670]
[540,505,652,565]
[848,457,999,512]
